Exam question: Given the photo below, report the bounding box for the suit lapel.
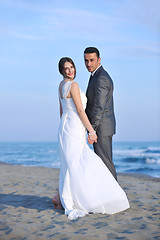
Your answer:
[93,65,103,77]
[86,66,103,95]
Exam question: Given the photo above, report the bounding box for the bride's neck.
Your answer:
[63,78,74,82]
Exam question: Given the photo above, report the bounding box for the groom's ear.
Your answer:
[98,57,101,64]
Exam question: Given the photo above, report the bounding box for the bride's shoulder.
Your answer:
[71,81,79,87]
[70,81,80,91]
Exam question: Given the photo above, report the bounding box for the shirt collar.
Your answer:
[91,64,101,76]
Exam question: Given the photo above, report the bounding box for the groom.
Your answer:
[84,47,117,180]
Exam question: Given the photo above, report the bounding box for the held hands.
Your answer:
[87,131,97,145]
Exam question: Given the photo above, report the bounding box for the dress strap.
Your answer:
[62,81,73,99]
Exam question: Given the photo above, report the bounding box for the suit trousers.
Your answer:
[93,135,117,180]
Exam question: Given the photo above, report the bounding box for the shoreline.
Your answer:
[0,161,159,180]
[0,164,160,239]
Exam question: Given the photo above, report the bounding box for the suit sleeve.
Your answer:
[91,75,111,131]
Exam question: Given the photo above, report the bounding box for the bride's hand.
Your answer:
[88,133,97,143]
[87,136,94,145]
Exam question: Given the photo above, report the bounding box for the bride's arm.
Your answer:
[70,82,97,142]
[59,99,63,118]
[58,83,63,118]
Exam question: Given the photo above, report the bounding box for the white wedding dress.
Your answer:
[58,80,130,220]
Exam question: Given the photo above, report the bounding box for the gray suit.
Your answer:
[86,66,117,180]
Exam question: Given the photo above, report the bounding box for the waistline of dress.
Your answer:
[62,109,77,114]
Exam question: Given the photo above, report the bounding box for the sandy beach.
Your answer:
[0,163,160,240]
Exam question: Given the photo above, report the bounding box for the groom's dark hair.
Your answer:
[84,47,100,58]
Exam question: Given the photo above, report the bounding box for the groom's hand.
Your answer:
[87,134,97,144]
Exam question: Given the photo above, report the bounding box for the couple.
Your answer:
[53,47,129,220]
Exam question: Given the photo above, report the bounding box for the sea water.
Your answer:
[0,141,160,178]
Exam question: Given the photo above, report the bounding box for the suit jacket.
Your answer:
[85,66,116,137]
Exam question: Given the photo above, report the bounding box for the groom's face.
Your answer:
[84,53,101,73]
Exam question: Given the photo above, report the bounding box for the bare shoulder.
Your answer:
[71,81,79,90]
[71,81,79,87]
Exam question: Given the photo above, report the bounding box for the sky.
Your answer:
[0,0,160,142]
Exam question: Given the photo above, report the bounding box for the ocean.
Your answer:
[0,141,160,178]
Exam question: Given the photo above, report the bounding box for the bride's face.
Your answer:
[63,62,75,80]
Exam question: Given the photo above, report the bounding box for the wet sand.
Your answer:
[0,163,160,240]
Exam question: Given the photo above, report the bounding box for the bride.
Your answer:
[53,57,130,220]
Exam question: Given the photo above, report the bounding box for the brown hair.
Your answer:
[58,57,76,78]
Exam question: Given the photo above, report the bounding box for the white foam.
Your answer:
[51,162,60,168]
[148,146,160,151]
[146,158,160,164]
[113,148,160,158]
[48,150,57,153]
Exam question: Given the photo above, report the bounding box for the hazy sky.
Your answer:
[0,0,160,142]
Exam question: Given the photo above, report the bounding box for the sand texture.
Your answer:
[0,163,160,240]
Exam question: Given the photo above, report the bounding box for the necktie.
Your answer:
[88,74,92,84]
[86,74,92,95]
